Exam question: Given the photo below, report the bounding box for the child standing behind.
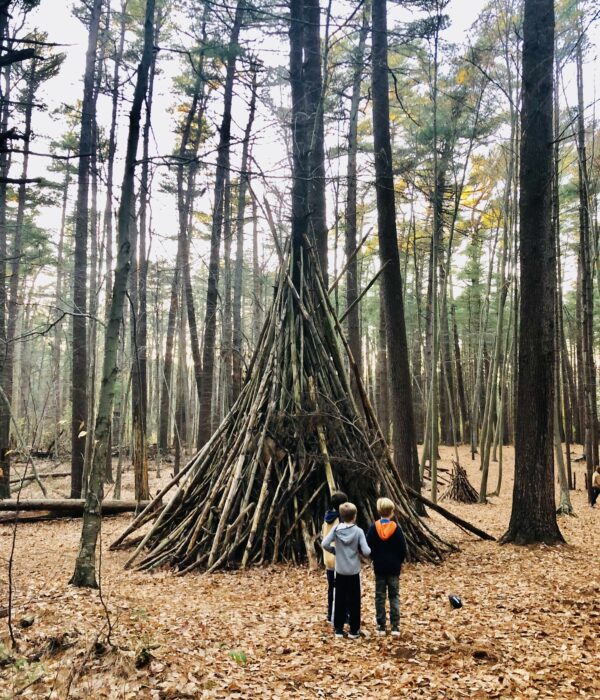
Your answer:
[321,490,348,623]
[366,497,407,636]
[322,502,371,639]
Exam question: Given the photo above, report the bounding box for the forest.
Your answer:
[0,0,599,697]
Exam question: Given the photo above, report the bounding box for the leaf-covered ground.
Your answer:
[1,445,599,699]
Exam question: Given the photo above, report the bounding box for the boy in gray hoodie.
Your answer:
[322,502,371,638]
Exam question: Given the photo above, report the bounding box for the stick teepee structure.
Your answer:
[113,242,453,573]
[442,461,479,504]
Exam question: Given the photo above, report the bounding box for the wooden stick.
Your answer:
[405,487,496,541]
[339,262,389,324]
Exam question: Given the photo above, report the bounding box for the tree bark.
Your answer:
[131,17,160,502]
[303,0,328,280]
[71,0,156,588]
[371,0,420,497]
[196,0,245,447]
[71,0,103,499]
[575,14,597,502]
[0,59,11,498]
[0,61,34,497]
[344,2,368,402]
[232,64,258,400]
[501,0,563,545]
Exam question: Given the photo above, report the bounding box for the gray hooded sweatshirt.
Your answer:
[322,522,371,575]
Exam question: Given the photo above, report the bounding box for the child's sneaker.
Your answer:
[334,631,344,638]
[347,631,361,639]
[376,626,386,636]
[391,627,400,637]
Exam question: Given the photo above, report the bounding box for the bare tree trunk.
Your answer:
[71,0,156,588]
[371,0,421,499]
[52,149,72,461]
[222,171,233,415]
[501,0,563,545]
[345,2,368,401]
[104,0,128,482]
[0,60,11,497]
[376,293,389,440]
[159,25,208,454]
[71,0,103,499]
[1,60,35,497]
[303,0,328,280]
[159,249,181,454]
[451,304,469,440]
[197,0,245,447]
[232,64,258,400]
[251,194,262,346]
[575,16,597,503]
[131,22,159,502]
[174,290,187,475]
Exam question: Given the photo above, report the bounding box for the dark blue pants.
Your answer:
[334,573,360,635]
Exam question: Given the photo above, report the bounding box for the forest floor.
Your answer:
[1,445,599,699]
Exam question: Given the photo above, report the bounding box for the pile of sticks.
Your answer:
[442,461,479,504]
[113,245,453,573]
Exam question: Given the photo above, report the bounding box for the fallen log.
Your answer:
[11,471,71,486]
[1,511,73,524]
[406,487,496,541]
[0,499,153,514]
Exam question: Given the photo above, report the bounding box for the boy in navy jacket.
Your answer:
[366,497,407,636]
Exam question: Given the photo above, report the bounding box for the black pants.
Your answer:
[326,569,335,621]
[334,573,360,634]
[592,487,600,506]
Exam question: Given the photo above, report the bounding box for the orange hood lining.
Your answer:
[375,519,397,540]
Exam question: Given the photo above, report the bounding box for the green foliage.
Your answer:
[228,649,248,666]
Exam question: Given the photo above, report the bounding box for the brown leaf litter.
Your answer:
[1,445,599,699]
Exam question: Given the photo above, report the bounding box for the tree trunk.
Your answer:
[196,0,245,447]
[222,170,233,416]
[303,0,327,280]
[376,293,389,440]
[131,22,159,503]
[0,61,11,497]
[232,64,258,401]
[575,15,597,502]
[345,2,368,402]
[451,304,469,440]
[71,0,103,499]
[0,62,34,497]
[159,28,208,454]
[501,0,563,545]
[371,0,420,497]
[71,0,156,588]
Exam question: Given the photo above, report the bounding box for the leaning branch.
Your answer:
[406,486,496,541]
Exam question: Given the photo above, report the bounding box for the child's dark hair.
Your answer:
[330,490,348,510]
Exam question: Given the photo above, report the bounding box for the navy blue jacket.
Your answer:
[366,519,407,576]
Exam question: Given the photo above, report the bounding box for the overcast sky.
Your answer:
[18,0,600,280]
